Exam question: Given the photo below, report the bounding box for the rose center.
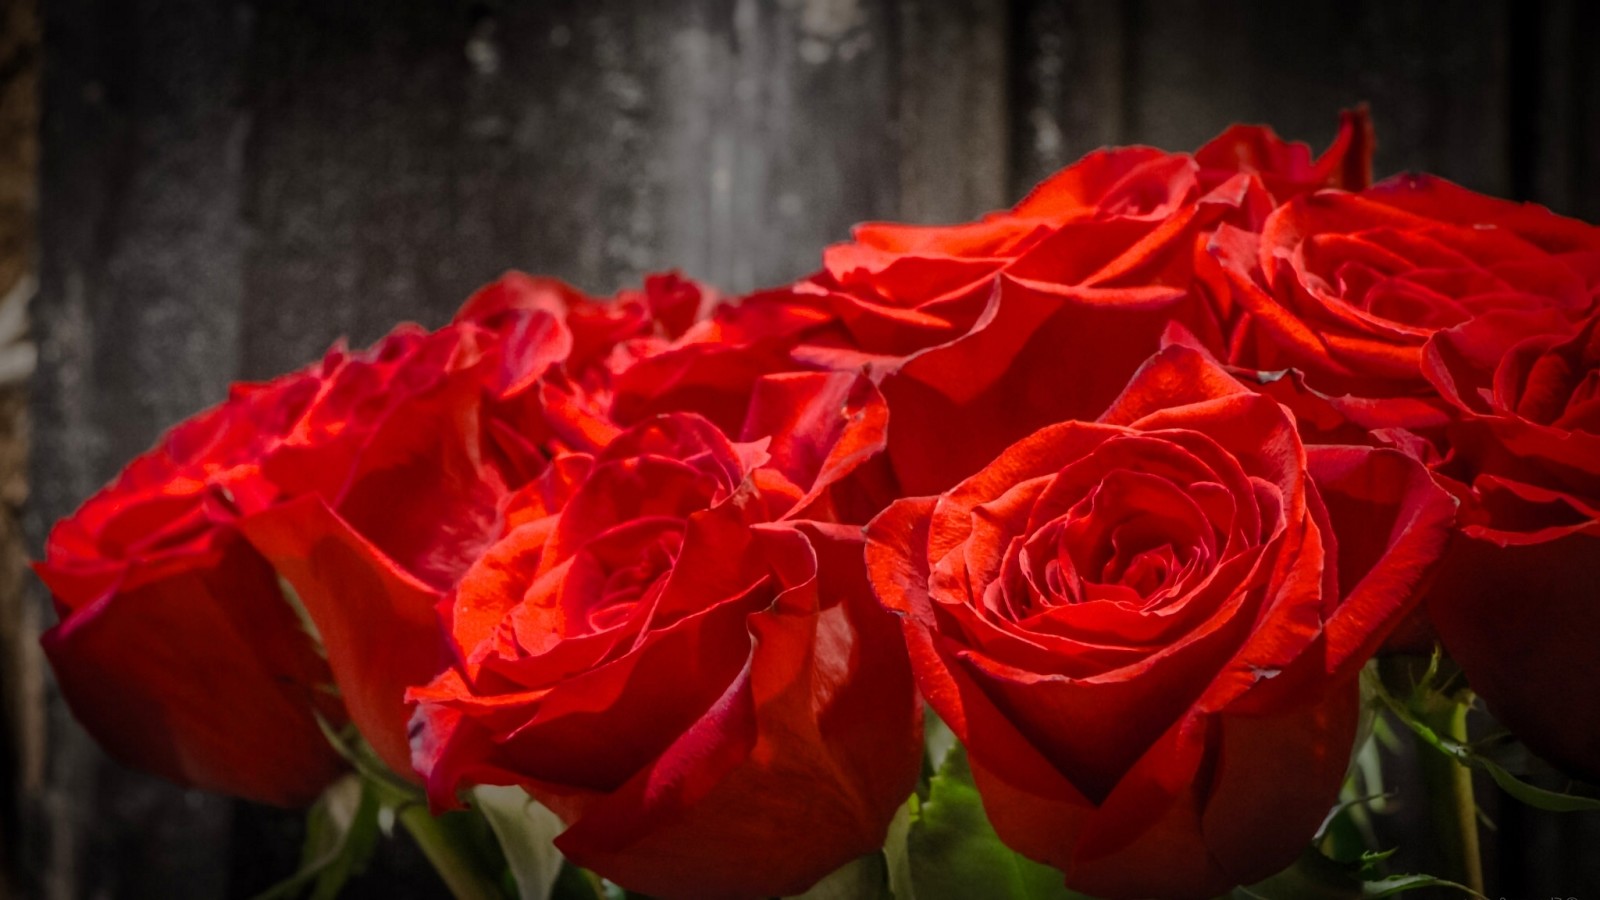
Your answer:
[571,519,685,634]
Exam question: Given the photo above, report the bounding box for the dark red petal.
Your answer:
[1098,344,1252,426]
[241,496,450,780]
[1306,445,1458,675]
[738,372,889,511]
[1426,530,1600,780]
[39,534,345,806]
[552,524,920,900]
[883,277,1197,495]
[1196,682,1360,889]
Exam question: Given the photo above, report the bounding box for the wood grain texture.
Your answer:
[1015,0,1513,192]
[28,0,249,897]
[238,0,904,384]
[897,0,1009,222]
[0,2,37,895]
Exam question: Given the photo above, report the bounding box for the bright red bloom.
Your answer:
[36,323,487,805]
[39,268,706,796]
[711,113,1372,494]
[409,374,919,900]
[1214,174,1600,435]
[242,272,711,780]
[865,346,1454,899]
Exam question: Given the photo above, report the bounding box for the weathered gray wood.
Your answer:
[1016,0,1513,194]
[29,0,250,897]
[652,0,902,290]
[897,0,1010,222]
[240,0,906,384]
[1009,0,1129,196]
[1527,0,1600,220]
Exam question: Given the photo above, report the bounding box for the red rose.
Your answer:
[239,324,523,779]
[1209,172,1600,776]
[714,113,1370,495]
[408,374,919,900]
[1214,174,1600,434]
[1419,308,1600,778]
[865,346,1454,899]
[242,273,701,779]
[34,324,483,805]
[453,269,711,396]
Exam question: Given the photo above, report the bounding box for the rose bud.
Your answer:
[865,345,1454,899]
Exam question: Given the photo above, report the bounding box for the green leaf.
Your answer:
[251,774,382,900]
[473,785,566,900]
[1360,873,1482,898]
[904,745,1088,900]
[546,862,605,900]
[1235,847,1484,900]
[787,853,891,900]
[1366,669,1600,814]
[883,796,915,900]
[1472,754,1600,813]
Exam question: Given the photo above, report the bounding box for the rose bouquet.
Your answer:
[37,111,1600,899]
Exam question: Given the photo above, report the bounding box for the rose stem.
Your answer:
[1415,696,1484,894]
[398,802,508,900]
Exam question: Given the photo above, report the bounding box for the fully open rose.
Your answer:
[39,270,706,795]
[408,378,920,900]
[865,346,1454,899]
[1210,172,1600,779]
[1420,308,1600,779]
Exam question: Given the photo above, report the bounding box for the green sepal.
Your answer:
[250,774,382,900]
[890,743,1089,900]
[473,784,566,900]
[786,853,892,900]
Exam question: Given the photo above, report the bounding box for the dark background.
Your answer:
[4,0,1599,896]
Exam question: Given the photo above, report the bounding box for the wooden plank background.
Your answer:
[9,0,1600,896]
